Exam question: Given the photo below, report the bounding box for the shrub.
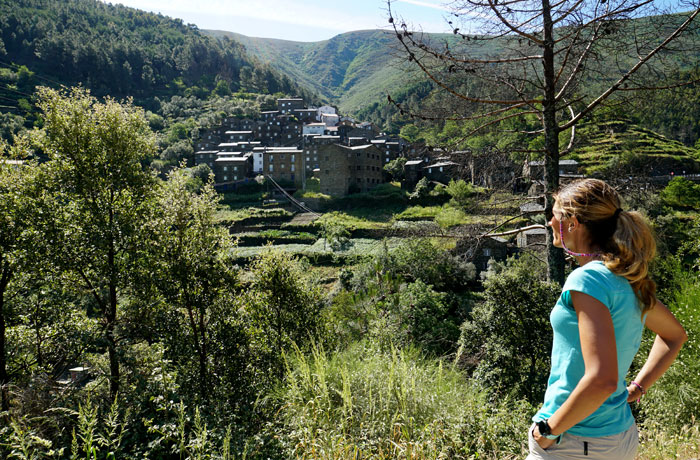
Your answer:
[459,254,559,404]
[446,179,476,208]
[661,177,700,209]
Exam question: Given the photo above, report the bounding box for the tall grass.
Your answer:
[273,341,532,460]
[635,276,700,458]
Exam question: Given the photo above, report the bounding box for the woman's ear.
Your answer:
[568,216,580,232]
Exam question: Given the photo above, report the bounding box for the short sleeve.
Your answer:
[562,265,612,310]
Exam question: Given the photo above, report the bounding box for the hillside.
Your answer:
[206,29,439,114]
[0,0,316,110]
[569,120,700,175]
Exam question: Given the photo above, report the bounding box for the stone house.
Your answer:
[194,150,219,170]
[292,108,318,123]
[277,98,305,114]
[303,123,326,136]
[225,130,254,142]
[404,159,425,189]
[263,147,303,187]
[455,236,510,272]
[517,227,548,249]
[214,153,253,183]
[317,144,384,196]
[423,161,460,184]
[524,159,579,181]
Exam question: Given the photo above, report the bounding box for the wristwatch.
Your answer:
[537,419,561,441]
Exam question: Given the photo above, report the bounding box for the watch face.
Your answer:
[538,420,551,436]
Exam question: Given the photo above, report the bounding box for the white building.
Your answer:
[321,113,339,127]
[303,122,327,136]
[316,105,337,120]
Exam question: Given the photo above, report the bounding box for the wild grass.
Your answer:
[273,342,532,460]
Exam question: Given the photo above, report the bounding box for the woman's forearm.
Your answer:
[631,334,686,392]
[546,373,617,436]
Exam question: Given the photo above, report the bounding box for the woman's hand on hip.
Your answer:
[533,424,556,450]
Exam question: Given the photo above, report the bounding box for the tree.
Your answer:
[459,254,560,403]
[389,0,700,283]
[383,156,407,181]
[246,249,323,378]
[154,167,238,397]
[661,177,700,209]
[35,87,157,400]
[0,140,37,411]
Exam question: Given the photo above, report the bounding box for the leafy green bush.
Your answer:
[459,254,559,404]
[446,179,476,208]
[272,342,531,460]
[661,177,700,209]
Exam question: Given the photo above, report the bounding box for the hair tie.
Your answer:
[614,208,623,218]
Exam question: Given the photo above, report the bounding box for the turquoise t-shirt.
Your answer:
[532,261,645,437]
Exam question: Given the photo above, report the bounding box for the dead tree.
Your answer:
[388,0,700,283]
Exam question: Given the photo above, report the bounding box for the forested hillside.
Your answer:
[0,0,317,115]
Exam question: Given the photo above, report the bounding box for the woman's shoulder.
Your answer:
[564,261,625,293]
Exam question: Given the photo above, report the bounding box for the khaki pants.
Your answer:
[526,423,638,460]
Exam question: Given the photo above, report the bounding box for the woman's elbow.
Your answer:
[586,372,618,396]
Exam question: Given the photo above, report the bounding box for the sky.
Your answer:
[105,0,455,42]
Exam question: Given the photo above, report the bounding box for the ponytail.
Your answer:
[555,179,657,314]
[603,210,657,314]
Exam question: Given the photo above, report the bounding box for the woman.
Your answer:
[527,179,687,460]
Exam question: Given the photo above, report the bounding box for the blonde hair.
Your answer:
[554,179,657,314]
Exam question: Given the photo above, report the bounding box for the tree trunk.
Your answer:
[107,213,120,400]
[541,0,565,285]
[0,265,11,412]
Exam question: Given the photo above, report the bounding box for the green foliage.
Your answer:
[398,123,423,143]
[435,205,466,229]
[388,239,474,291]
[635,275,700,434]
[387,280,460,355]
[246,249,324,378]
[273,342,531,459]
[409,176,430,200]
[661,177,700,209]
[459,254,560,404]
[321,219,351,251]
[0,0,306,102]
[152,167,240,399]
[35,86,158,400]
[383,156,407,181]
[445,179,476,208]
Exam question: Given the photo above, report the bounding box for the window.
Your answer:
[306,157,310,161]
[291,155,295,161]
[291,164,295,172]
[269,165,273,172]
[281,163,285,169]
[233,175,238,180]
[428,168,432,173]
[223,166,228,172]
[288,134,292,139]
[223,175,228,181]
[233,166,238,171]
[386,158,390,163]
[483,248,492,257]
[291,174,295,181]
[439,166,444,172]
[313,156,317,161]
